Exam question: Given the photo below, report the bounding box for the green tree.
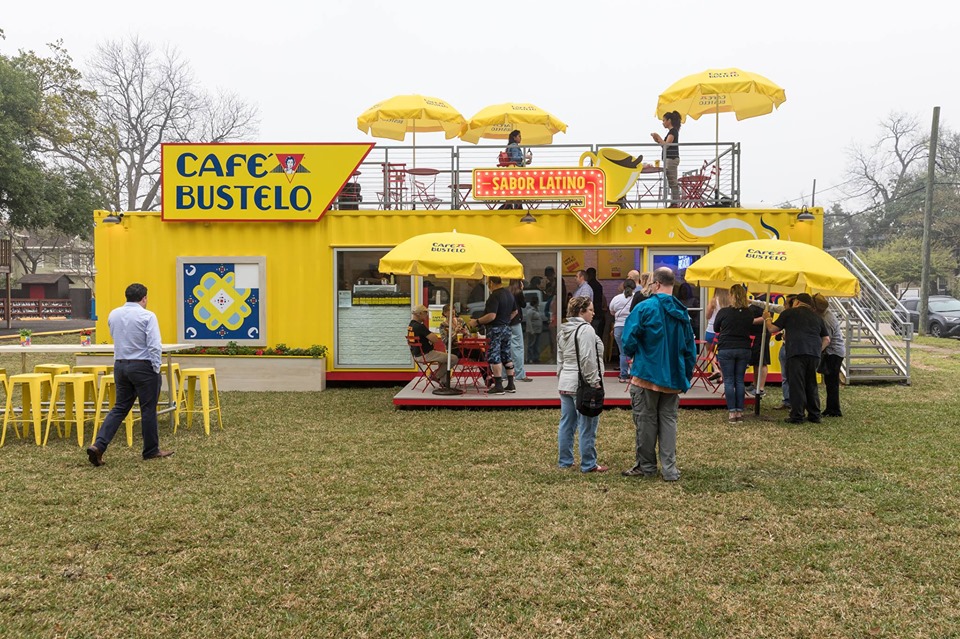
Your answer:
[860,237,954,296]
[1,36,105,236]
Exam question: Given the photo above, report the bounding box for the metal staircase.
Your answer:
[827,248,912,385]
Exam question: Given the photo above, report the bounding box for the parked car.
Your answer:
[901,296,960,338]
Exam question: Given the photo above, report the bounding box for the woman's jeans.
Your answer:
[717,348,751,412]
[613,326,628,379]
[558,393,600,472]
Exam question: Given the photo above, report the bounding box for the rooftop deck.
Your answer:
[340,142,740,211]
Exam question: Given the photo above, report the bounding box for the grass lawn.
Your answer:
[1,336,958,638]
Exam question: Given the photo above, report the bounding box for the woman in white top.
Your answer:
[608,278,636,382]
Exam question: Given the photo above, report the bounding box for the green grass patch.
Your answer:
[1,335,959,637]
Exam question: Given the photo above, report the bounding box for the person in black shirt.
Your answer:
[652,110,681,207]
[764,293,830,424]
[467,277,517,394]
[408,305,457,388]
[585,267,606,339]
[713,285,759,423]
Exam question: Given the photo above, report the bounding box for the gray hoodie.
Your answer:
[557,317,604,393]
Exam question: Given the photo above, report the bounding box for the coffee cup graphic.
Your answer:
[579,148,644,205]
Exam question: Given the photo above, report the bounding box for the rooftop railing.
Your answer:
[336,142,740,211]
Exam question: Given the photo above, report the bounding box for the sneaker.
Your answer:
[505,383,517,393]
[775,402,790,410]
[621,467,655,478]
[488,386,506,395]
[745,385,756,395]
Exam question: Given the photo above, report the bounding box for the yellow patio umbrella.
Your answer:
[684,239,859,297]
[357,94,466,167]
[685,239,858,415]
[656,68,786,194]
[460,102,568,145]
[379,230,524,395]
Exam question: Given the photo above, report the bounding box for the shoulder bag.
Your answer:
[573,324,605,417]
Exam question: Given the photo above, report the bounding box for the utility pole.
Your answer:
[919,106,940,336]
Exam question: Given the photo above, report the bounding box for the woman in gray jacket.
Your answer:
[556,296,608,473]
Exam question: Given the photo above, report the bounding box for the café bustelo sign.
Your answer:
[161,143,372,222]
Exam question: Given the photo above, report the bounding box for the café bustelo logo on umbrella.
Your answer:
[745,248,788,261]
[161,143,372,222]
[431,242,466,253]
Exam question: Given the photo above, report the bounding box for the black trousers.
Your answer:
[93,360,162,458]
[822,353,843,414]
[786,354,821,421]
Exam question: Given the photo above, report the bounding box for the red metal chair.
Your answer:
[412,178,442,210]
[690,339,721,393]
[453,337,489,392]
[377,163,407,209]
[407,333,439,392]
[678,171,710,208]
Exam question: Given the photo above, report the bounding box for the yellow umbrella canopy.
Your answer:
[379,231,523,280]
[380,231,523,394]
[655,68,786,122]
[357,94,466,140]
[684,239,859,297]
[460,102,568,145]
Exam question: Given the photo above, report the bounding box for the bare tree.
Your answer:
[43,37,259,213]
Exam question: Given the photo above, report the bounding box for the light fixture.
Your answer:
[102,213,124,225]
[520,212,537,224]
[796,206,815,222]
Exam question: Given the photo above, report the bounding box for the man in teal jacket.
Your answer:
[620,267,697,481]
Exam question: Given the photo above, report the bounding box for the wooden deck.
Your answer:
[394,369,752,409]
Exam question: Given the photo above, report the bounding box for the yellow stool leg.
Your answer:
[199,375,211,435]
[43,379,59,446]
[64,383,77,440]
[186,379,196,429]
[72,382,87,447]
[1,389,17,447]
[27,381,44,445]
[93,381,110,446]
[211,373,223,430]
[125,401,135,447]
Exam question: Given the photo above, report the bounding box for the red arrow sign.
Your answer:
[472,167,620,234]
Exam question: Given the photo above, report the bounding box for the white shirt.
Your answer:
[108,302,162,373]
[609,292,633,328]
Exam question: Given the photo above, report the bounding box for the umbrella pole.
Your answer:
[754,284,771,417]
[714,102,720,203]
[433,277,464,396]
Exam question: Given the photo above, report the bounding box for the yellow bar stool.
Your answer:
[2,373,53,446]
[34,364,72,404]
[43,373,98,447]
[160,363,184,427]
[178,368,223,435]
[72,364,110,384]
[93,375,138,447]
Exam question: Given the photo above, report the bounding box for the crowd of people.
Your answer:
[407,265,845,482]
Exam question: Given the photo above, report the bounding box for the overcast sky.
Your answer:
[3,0,956,212]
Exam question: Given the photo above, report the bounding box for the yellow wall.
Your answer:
[93,207,822,371]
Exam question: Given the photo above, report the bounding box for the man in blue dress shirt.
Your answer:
[87,283,173,466]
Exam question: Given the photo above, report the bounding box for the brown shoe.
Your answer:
[143,450,174,460]
[86,445,104,467]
